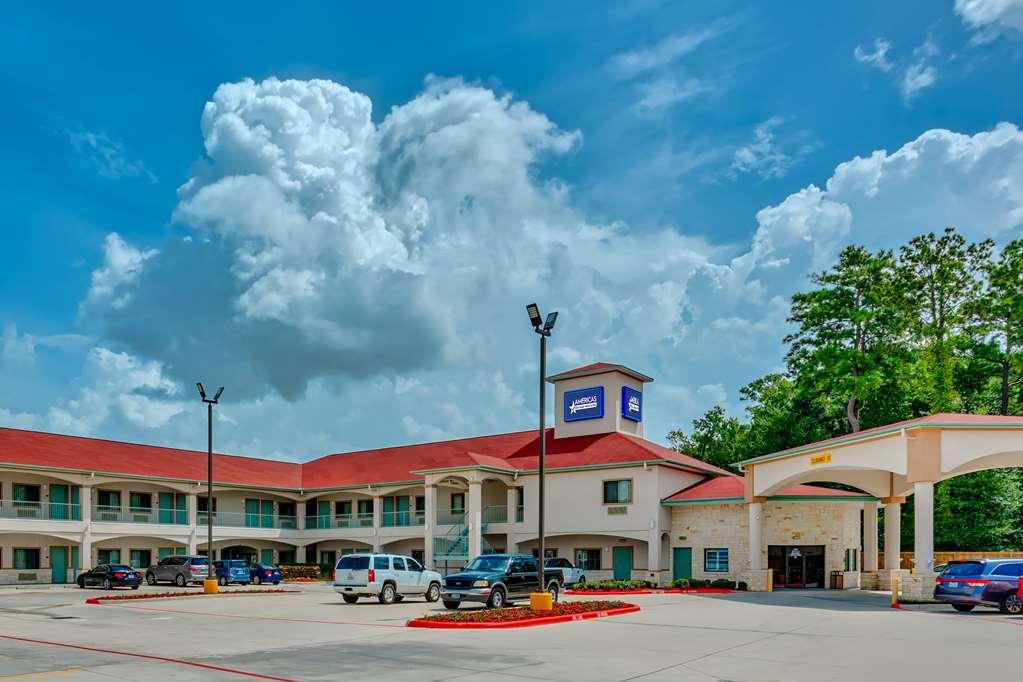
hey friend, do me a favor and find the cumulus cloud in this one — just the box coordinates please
[729,117,816,180]
[83,233,158,311]
[7,75,1023,459]
[956,0,1023,42]
[64,129,157,182]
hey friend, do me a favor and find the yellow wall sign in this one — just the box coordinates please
[810,453,832,466]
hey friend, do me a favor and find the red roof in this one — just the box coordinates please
[663,475,873,503]
[0,426,728,491]
[740,413,1023,466]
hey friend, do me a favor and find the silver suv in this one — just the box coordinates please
[146,555,210,586]
[333,553,443,604]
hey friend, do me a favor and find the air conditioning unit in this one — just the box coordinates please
[607,506,627,515]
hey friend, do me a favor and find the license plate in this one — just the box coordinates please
[948,582,959,588]
[448,593,461,599]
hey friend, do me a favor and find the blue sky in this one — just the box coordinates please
[1,1,1022,459]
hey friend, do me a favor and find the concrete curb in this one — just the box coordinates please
[407,604,641,629]
[565,588,736,595]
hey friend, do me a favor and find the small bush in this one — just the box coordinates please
[573,579,654,591]
[670,578,690,589]
[279,564,322,579]
[710,578,735,589]
[737,581,748,591]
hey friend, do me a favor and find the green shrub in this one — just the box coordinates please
[710,578,735,589]
[737,581,748,591]
[670,578,690,589]
[573,579,654,591]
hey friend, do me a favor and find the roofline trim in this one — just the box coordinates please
[736,420,1023,468]
[545,364,654,384]
[661,494,876,505]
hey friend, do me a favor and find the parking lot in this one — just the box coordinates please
[1,583,1021,681]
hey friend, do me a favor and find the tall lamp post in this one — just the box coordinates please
[196,382,224,590]
[526,303,557,587]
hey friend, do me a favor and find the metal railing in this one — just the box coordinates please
[93,505,163,523]
[381,510,426,527]
[482,505,507,523]
[305,513,375,529]
[0,500,81,521]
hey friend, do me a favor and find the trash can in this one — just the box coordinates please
[830,571,844,590]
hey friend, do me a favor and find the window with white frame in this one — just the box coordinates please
[704,548,729,573]
[575,549,600,571]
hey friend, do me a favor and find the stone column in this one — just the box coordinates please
[646,525,662,586]
[297,507,306,531]
[296,545,307,563]
[884,501,901,570]
[913,482,935,574]
[748,501,764,570]
[424,484,436,569]
[372,495,382,552]
[863,501,879,572]
[467,481,483,560]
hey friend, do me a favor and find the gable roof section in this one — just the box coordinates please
[0,426,728,491]
[0,427,302,488]
[737,413,1023,468]
[545,362,654,384]
[662,475,875,504]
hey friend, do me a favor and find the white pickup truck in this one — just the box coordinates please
[545,557,586,585]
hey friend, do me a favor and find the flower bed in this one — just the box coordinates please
[86,589,296,605]
[407,600,639,629]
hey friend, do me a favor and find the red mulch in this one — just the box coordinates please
[85,589,296,604]
[407,600,638,628]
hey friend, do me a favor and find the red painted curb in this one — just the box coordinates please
[86,589,299,605]
[407,604,640,629]
[890,603,902,609]
[566,588,736,595]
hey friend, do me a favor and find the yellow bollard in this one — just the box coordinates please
[766,568,773,593]
[890,573,900,608]
[529,591,553,611]
[204,578,219,594]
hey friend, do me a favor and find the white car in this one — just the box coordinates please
[545,557,586,585]
[333,553,442,604]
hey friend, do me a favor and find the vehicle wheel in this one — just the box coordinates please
[1000,593,1023,615]
[578,576,586,585]
[102,578,112,590]
[146,573,157,586]
[547,582,560,603]
[442,600,460,610]
[487,587,506,609]
[426,582,441,602]
[254,575,262,585]
[379,583,397,604]
[77,578,85,589]
[272,581,280,586]
[242,582,250,586]
[131,585,139,590]
[174,574,186,587]
[951,603,975,612]
[218,576,227,586]
[342,594,359,604]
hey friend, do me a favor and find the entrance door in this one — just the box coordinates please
[672,547,692,581]
[50,485,69,520]
[612,547,633,580]
[51,546,68,584]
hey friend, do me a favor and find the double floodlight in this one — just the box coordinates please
[196,383,224,403]
[526,302,558,336]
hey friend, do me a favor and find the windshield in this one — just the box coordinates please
[942,561,982,577]
[464,556,510,572]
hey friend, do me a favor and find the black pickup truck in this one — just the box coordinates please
[440,553,563,609]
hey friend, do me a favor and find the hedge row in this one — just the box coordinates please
[572,579,656,591]
[670,578,747,590]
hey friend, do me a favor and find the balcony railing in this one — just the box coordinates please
[381,510,426,527]
[437,511,466,525]
[306,513,374,529]
[0,500,81,521]
[93,505,166,523]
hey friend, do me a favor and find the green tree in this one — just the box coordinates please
[666,405,749,470]
[786,246,907,432]
[969,239,1023,415]
[897,227,993,412]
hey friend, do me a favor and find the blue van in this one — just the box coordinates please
[214,559,252,586]
[933,559,1023,613]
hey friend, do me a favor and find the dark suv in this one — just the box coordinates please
[440,553,562,609]
[934,559,1023,614]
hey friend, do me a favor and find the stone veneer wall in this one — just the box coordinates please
[670,501,862,587]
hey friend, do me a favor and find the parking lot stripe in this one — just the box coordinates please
[95,601,408,627]
[0,668,84,680]
[0,634,299,681]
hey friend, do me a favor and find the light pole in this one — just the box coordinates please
[196,382,223,588]
[526,303,557,582]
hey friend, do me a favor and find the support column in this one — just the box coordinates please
[863,501,879,572]
[467,481,482,560]
[424,484,437,569]
[647,526,662,586]
[913,482,935,574]
[506,486,518,523]
[884,500,901,570]
[80,485,92,570]
[748,501,764,570]
[372,495,382,552]
[296,545,306,563]
[297,508,306,531]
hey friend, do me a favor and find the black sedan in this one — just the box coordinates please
[77,564,142,590]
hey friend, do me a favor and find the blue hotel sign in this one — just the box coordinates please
[564,386,604,422]
[621,386,642,422]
